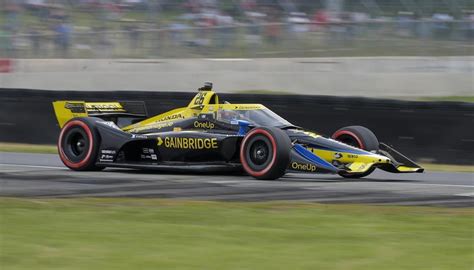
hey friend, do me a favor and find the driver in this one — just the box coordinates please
[218,109,249,124]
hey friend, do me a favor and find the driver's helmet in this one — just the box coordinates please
[218,109,241,123]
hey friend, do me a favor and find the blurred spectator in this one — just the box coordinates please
[432,13,454,38]
[241,0,257,12]
[0,27,13,57]
[351,11,369,37]
[49,4,67,20]
[169,20,189,46]
[29,26,41,55]
[5,1,21,32]
[287,12,310,33]
[264,8,282,45]
[312,9,328,31]
[216,12,235,48]
[466,11,474,39]
[397,11,415,37]
[24,0,46,12]
[54,21,72,57]
[122,0,147,11]
[244,12,265,54]
[0,0,471,58]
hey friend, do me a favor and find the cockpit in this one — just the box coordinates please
[214,107,293,128]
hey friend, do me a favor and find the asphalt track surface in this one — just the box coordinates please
[1,152,473,207]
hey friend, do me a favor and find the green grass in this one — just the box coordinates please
[0,198,472,270]
[0,143,57,154]
[420,163,474,173]
[416,96,474,103]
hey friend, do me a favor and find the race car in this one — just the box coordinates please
[52,82,423,180]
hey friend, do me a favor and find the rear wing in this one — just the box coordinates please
[53,101,148,128]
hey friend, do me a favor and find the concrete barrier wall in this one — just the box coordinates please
[1,89,472,165]
[0,57,473,97]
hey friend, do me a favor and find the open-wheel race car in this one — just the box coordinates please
[53,83,423,180]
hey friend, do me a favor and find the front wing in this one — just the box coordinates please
[288,143,423,175]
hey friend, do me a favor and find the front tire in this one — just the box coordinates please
[332,125,379,178]
[240,127,291,180]
[58,118,103,171]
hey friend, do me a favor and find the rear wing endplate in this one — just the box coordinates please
[53,101,148,128]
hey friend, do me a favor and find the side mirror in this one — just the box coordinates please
[198,113,215,120]
[237,120,251,135]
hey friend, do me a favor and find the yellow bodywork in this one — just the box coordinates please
[53,101,126,128]
[53,101,88,128]
[396,166,423,172]
[122,89,265,132]
[307,147,391,173]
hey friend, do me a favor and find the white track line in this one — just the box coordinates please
[0,163,65,170]
[456,192,474,197]
[303,183,474,189]
[0,163,473,189]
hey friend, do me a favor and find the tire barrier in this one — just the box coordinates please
[0,89,472,165]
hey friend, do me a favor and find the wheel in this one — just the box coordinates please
[58,118,104,171]
[240,127,291,180]
[332,125,379,178]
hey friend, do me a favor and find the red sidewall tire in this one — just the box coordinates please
[331,126,379,151]
[240,129,277,178]
[240,127,291,180]
[58,119,99,170]
[332,130,364,149]
[331,126,379,178]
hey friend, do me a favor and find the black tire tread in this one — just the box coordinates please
[59,117,104,171]
[332,125,379,178]
[241,127,291,180]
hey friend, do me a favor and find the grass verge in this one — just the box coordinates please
[420,163,474,173]
[0,198,473,270]
[0,143,57,154]
[416,96,474,103]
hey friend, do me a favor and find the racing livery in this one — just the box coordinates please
[53,83,423,180]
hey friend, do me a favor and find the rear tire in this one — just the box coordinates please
[332,125,378,178]
[58,118,104,171]
[240,127,291,180]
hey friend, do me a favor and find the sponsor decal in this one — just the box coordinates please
[85,102,125,112]
[141,154,158,160]
[347,154,359,159]
[99,149,116,162]
[157,137,218,149]
[141,148,158,160]
[131,121,173,132]
[159,114,184,121]
[131,134,148,139]
[233,105,262,110]
[64,102,86,113]
[99,121,121,130]
[334,152,343,159]
[194,92,206,105]
[291,162,317,172]
[194,121,215,129]
[142,148,155,154]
